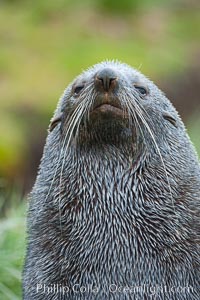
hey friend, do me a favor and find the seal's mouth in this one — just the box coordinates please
[90,99,128,119]
[93,103,123,116]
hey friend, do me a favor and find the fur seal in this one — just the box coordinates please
[23,61,200,299]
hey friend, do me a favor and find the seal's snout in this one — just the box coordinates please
[95,68,118,92]
[91,68,124,117]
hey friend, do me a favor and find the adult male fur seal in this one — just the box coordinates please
[23,61,200,299]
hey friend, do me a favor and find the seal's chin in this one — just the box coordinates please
[79,95,131,144]
[78,101,134,146]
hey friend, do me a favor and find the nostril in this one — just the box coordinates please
[95,68,118,92]
[97,76,117,92]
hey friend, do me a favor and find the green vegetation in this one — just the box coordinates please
[0,203,25,300]
[188,114,200,157]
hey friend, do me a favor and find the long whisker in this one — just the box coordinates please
[58,88,95,233]
[124,89,175,210]
[125,87,156,134]
[58,103,87,232]
[32,102,87,227]
[121,89,146,153]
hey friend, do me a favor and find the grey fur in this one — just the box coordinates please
[23,61,200,299]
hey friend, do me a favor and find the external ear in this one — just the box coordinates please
[49,114,62,132]
[163,113,177,128]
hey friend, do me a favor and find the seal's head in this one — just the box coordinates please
[49,61,180,150]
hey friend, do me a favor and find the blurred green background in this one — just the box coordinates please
[0,0,200,299]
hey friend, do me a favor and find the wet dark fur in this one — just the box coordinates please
[23,61,200,299]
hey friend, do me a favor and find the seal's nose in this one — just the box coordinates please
[95,68,118,92]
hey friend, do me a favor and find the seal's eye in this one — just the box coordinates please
[74,85,85,95]
[134,85,148,96]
